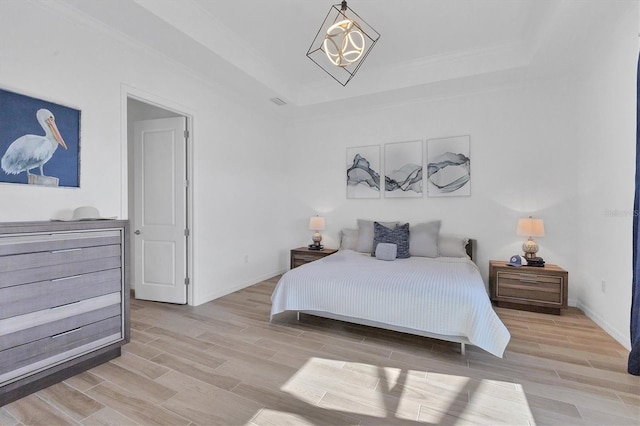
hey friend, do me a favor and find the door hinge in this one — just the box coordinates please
[184,129,189,139]
[184,228,190,237]
[184,277,190,286]
[184,179,189,188]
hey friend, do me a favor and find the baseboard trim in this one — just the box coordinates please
[195,268,286,306]
[577,300,631,351]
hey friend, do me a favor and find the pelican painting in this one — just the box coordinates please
[1,109,67,185]
[0,88,80,188]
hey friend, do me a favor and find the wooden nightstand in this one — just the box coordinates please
[489,260,568,315]
[290,247,338,269]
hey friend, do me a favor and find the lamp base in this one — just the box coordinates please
[522,238,539,259]
[308,244,324,250]
[312,231,323,246]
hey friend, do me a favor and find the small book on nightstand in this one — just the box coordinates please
[527,257,545,267]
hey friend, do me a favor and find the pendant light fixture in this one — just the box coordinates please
[306,1,380,86]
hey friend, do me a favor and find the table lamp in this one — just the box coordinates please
[516,216,545,259]
[309,216,325,250]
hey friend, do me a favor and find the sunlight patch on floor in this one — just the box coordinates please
[279,357,535,425]
[462,381,535,425]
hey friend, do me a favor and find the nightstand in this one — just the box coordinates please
[489,260,568,315]
[290,247,338,269]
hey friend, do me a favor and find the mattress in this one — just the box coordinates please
[270,249,510,357]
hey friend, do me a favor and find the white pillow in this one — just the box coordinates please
[438,234,470,258]
[356,219,399,253]
[340,228,359,250]
[375,243,397,261]
[409,221,441,257]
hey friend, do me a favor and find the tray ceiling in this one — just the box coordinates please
[53,0,604,107]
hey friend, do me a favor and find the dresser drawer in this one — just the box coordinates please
[0,269,122,319]
[0,315,122,377]
[292,254,320,268]
[0,292,122,337]
[1,256,122,289]
[496,284,561,304]
[495,270,562,285]
[293,254,320,263]
[0,230,121,257]
[0,244,121,273]
[0,304,121,351]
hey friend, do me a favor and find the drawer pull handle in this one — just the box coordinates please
[51,248,82,254]
[519,273,538,278]
[50,301,82,310]
[520,279,539,284]
[52,274,83,282]
[518,273,538,280]
[52,327,82,339]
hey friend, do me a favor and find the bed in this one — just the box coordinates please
[270,230,510,358]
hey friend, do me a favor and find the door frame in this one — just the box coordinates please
[121,84,195,305]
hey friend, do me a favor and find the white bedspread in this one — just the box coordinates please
[270,250,510,357]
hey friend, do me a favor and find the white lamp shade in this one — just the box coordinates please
[516,217,545,237]
[309,216,325,230]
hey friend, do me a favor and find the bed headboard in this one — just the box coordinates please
[466,239,476,262]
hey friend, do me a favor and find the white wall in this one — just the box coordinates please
[0,1,291,305]
[573,2,638,348]
[284,77,579,292]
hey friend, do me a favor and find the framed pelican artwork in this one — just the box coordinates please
[0,88,80,188]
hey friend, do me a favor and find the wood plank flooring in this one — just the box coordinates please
[2,275,639,425]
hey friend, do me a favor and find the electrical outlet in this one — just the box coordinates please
[244,254,249,264]
[601,280,606,293]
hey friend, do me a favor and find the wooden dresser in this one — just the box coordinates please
[0,220,130,406]
[489,260,568,315]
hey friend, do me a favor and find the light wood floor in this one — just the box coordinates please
[2,276,639,425]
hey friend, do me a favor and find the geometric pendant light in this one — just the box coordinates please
[306,1,381,86]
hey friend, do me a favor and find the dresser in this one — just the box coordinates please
[0,220,130,406]
[489,260,568,315]
[290,247,338,269]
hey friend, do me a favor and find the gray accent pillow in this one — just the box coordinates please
[375,243,397,261]
[439,234,470,258]
[409,221,441,257]
[372,222,410,258]
[340,228,359,250]
[356,219,399,253]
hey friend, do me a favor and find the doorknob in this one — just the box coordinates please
[134,230,141,235]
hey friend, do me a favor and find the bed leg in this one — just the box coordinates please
[460,342,466,356]
[296,311,300,321]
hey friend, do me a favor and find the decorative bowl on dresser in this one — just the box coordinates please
[0,220,130,406]
[489,260,568,315]
[290,247,338,269]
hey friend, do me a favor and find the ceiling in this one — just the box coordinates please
[53,0,603,107]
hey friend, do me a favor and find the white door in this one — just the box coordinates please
[133,117,188,304]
